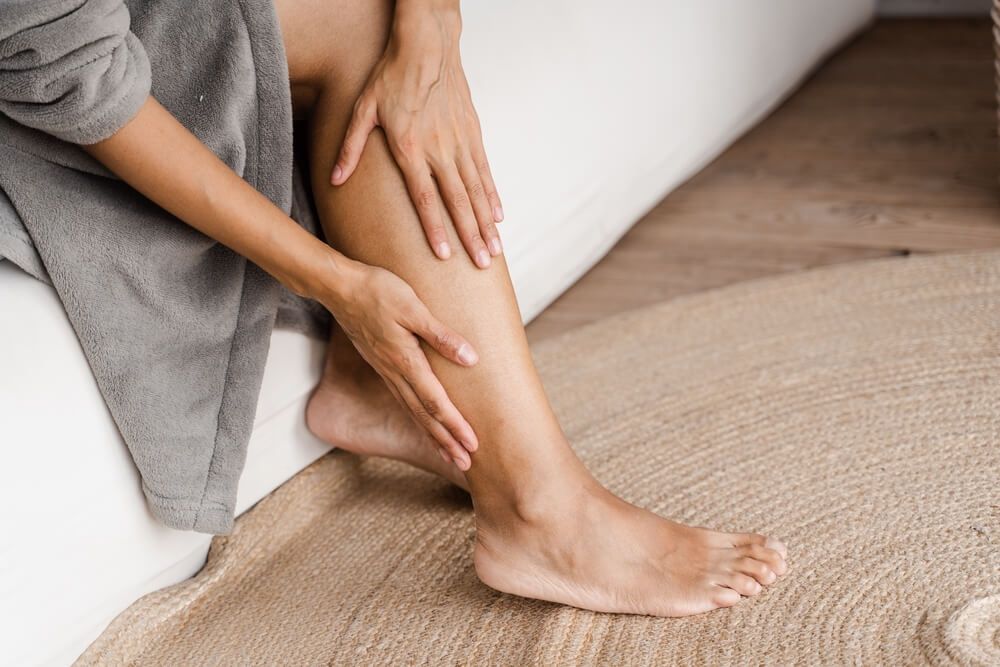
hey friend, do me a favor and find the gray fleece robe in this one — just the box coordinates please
[0,0,326,534]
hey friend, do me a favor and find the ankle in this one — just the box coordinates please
[472,465,603,535]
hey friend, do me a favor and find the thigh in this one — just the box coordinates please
[273,0,393,116]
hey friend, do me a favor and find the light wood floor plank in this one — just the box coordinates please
[527,19,999,342]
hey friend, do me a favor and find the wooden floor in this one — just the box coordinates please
[527,19,1000,342]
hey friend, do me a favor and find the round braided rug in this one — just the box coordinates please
[78,252,1000,666]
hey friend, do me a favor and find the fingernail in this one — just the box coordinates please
[488,237,502,256]
[436,241,451,259]
[453,452,470,470]
[493,205,504,222]
[331,165,343,184]
[462,438,478,452]
[457,343,478,365]
[476,248,491,268]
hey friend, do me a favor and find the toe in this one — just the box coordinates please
[734,532,769,548]
[734,556,777,586]
[712,585,742,608]
[733,533,788,567]
[765,537,788,559]
[724,573,763,597]
[741,543,788,577]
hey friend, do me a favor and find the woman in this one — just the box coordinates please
[0,0,787,616]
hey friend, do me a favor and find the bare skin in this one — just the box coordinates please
[307,334,787,615]
[280,0,789,616]
[306,325,469,490]
[75,0,790,619]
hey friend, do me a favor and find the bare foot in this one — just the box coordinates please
[305,330,468,490]
[474,481,788,617]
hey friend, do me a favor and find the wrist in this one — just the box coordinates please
[307,248,364,313]
[391,1,462,55]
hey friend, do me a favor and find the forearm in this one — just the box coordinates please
[391,0,462,51]
[83,96,352,303]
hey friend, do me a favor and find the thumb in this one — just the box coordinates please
[331,94,377,185]
[411,306,478,367]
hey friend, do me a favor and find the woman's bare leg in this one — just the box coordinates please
[306,324,469,490]
[277,0,788,616]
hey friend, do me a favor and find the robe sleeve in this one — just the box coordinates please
[0,0,151,144]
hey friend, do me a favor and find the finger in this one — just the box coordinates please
[458,152,502,257]
[395,375,472,468]
[403,301,478,367]
[469,133,503,223]
[400,164,451,260]
[383,376,466,465]
[438,166,491,269]
[331,93,377,185]
[399,351,478,452]
[382,374,407,410]
[456,79,503,224]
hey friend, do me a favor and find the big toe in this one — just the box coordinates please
[765,537,788,560]
[735,532,788,564]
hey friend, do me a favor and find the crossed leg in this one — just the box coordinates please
[276,0,788,616]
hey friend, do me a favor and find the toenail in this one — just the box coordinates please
[766,538,787,556]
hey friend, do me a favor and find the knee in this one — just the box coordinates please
[276,0,392,103]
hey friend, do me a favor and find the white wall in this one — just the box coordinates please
[878,0,992,15]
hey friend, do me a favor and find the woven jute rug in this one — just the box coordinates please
[78,252,1000,666]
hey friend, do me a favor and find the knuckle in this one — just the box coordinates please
[422,397,442,418]
[434,329,456,352]
[451,190,470,210]
[396,131,419,157]
[416,189,437,210]
[411,404,432,425]
[340,137,356,158]
[467,180,485,199]
[397,352,417,373]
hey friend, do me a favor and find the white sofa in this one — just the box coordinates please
[0,1,874,664]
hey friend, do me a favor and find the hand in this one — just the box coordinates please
[330,4,503,269]
[320,257,479,470]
